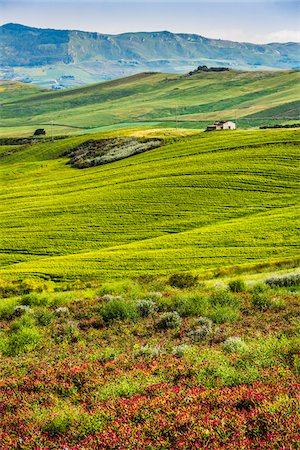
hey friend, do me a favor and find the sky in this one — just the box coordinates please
[1,0,299,43]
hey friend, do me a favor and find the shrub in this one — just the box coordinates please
[250,282,270,294]
[252,292,272,310]
[173,294,209,317]
[2,325,40,356]
[197,316,213,329]
[168,272,199,289]
[100,297,138,322]
[12,305,32,318]
[189,327,210,341]
[0,279,18,297]
[222,337,247,353]
[172,344,191,358]
[209,290,240,308]
[51,320,79,343]
[135,344,162,358]
[0,298,19,319]
[188,316,213,341]
[265,272,300,288]
[43,411,74,436]
[35,308,54,326]
[20,278,54,294]
[54,307,70,317]
[136,299,157,317]
[228,279,246,293]
[157,311,182,329]
[155,296,176,312]
[99,280,143,300]
[207,305,240,324]
[10,313,36,332]
[21,293,49,307]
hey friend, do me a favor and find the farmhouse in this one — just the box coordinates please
[206,120,236,131]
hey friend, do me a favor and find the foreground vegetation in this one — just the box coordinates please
[0,273,299,449]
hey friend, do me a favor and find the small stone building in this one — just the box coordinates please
[206,121,236,131]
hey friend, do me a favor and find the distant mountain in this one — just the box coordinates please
[1,23,300,88]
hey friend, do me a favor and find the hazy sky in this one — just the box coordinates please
[1,0,299,43]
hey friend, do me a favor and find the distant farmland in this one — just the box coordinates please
[0,69,299,137]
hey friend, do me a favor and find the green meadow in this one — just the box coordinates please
[1,126,299,281]
[1,69,299,136]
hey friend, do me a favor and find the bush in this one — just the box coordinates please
[173,294,209,317]
[43,412,74,436]
[189,327,210,341]
[157,311,182,329]
[21,293,49,307]
[136,299,157,317]
[20,278,54,294]
[10,313,36,332]
[0,298,19,319]
[250,282,270,294]
[222,337,247,353]
[252,293,272,310]
[189,316,213,342]
[169,272,199,289]
[209,290,240,308]
[35,308,54,326]
[51,320,79,343]
[12,305,32,318]
[2,324,40,356]
[228,279,246,293]
[0,279,19,297]
[155,296,176,312]
[172,344,191,358]
[99,297,138,322]
[265,272,300,288]
[135,344,162,358]
[99,280,144,300]
[197,316,213,329]
[207,305,240,324]
[54,307,70,318]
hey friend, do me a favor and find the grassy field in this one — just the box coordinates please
[1,69,300,450]
[1,70,299,136]
[1,127,299,281]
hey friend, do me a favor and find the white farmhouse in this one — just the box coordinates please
[206,120,236,131]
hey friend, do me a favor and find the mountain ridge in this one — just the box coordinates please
[1,23,300,88]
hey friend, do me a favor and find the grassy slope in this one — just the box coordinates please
[1,127,299,280]
[1,70,299,134]
[0,80,47,102]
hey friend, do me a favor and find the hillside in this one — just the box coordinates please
[1,23,300,88]
[0,127,299,281]
[1,69,300,137]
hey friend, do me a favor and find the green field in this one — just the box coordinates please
[1,126,299,281]
[1,70,299,137]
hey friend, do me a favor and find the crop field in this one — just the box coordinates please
[1,70,299,136]
[0,127,299,281]
[0,274,299,449]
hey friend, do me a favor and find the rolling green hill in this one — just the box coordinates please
[1,23,299,88]
[1,127,299,281]
[1,69,300,137]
